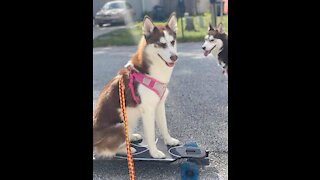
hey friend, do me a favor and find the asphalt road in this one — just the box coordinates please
[93,42,228,180]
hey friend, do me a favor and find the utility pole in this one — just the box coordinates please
[177,0,185,39]
[220,0,223,23]
[210,0,217,27]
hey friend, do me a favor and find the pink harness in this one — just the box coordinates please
[128,69,167,104]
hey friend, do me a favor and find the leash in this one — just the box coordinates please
[119,76,135,180]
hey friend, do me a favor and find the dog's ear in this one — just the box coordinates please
[166,12,177,33]
[143,16,156,37]
[208,24,214,31]
[217,23,224,33]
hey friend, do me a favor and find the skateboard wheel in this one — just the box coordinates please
[180,161,199,180]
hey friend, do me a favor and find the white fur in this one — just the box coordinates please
[121,53,181,159]
[166,32,174,42]
[202,38,223,58]
[160,37,166,44]
[137,85,180,158]
[116,107,141,155]
[156,31,178,66]
[211,39,223,57]
[155,90,180,146]
[138,86,165,158]
[118,107,141,135]
[120,14,181,159]
[130,133,142,142]
[117,84,181,159]
[122,44,177,159]
[143,29,178,83]
[117,143,137,155]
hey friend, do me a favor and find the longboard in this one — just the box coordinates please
[93,138,209,164]
[93,138,210,179]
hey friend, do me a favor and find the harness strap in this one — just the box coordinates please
[127,66,167,104]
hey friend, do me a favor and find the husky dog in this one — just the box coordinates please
[93,13,181,159]
[202,23,228,75]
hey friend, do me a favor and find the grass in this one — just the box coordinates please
[93,13,228,47]
[93,26,141,47]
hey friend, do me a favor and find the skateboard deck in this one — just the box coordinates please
[93,138,208,162]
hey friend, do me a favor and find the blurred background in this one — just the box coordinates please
[93,0,228,47]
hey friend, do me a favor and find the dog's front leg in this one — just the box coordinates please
[156,93,181,146]
[141,107,166,159]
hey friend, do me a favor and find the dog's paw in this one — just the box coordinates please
[130,133,143,142]
[164,137,181,146]
[149,149,166,159]
[130,147,137,154]
[117,147,136,155]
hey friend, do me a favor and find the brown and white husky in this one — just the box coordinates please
[93,13,181,159]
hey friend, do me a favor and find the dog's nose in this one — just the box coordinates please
[170,55,178,62]
[202,46,206,50]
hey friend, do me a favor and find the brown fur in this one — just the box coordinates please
[130,38,151,74]
[93,69,140,155]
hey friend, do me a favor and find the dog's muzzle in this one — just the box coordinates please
[203,45,216,56]
[158,54,178,67]
[170,55,178,62]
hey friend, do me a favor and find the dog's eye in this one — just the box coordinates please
[159,43,167,48]
[210,39,214,42]
[171,40,175,46]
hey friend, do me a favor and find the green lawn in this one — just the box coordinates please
[93,13,228,47]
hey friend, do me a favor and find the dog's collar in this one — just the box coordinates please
[126,64,167,104]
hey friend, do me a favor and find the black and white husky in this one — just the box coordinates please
[93,13,181,159]
[202,23,228,75]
